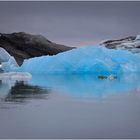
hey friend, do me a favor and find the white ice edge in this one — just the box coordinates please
[0,72,32,80]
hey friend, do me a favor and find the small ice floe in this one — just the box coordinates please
[0,72,32,81]
[135,35,140,41]
[108,74,117,80]
[98,74,117,80]
[0,47,19,72]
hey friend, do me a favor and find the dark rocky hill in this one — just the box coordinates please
[0,32,75,65]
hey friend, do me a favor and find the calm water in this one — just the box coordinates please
[0,73,140,138]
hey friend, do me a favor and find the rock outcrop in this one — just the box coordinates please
[101,35,140,53]
[0,32,74,65]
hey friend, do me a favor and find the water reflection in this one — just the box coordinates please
[0,80,50,103]
[5,81,50,103]
[0,73,140,103]
[29,73,140,98]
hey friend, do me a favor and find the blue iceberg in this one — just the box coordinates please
[18,46,140,75]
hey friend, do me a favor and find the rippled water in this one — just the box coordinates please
[0,73,140,138]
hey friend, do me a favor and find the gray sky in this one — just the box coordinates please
[0,1,140,47]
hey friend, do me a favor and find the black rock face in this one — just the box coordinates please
[0,32,75,65]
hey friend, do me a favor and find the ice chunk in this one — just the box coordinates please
[0,48,11,62]
[135,35,140,40]
[0,72,32,81]
[1,56,19,72]
[0,47,19,72]
[18,46,140,75]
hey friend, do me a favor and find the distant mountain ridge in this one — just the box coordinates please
[101,35,140,53]
[0,32,75,65]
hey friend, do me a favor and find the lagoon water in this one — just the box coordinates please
[0,73,140,138]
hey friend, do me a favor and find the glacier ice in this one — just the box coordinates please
[18,46,140,75]
[0,72,32,81]
[0,48,11,62]
[0,48,19,72]
[136,35,140,40]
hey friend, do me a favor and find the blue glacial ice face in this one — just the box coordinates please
[18,46,140,75]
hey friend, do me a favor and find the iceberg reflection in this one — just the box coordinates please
[29,73,140,98]
[0,73,140,103]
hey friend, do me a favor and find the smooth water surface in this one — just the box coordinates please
[0,73,140,138]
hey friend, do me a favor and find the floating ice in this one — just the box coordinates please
[18,46,140,75]
[0,72,32,81]
[0,47,19,72]
[135,35,140,40]
[0,48,11,62]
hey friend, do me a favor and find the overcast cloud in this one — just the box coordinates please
[0,1,140,47]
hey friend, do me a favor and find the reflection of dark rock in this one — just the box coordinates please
[0,69,3,73]
[98,75,108,79]
[0,32,75,65]
[5,81,50,103]
[97,75,117,80]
